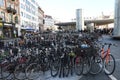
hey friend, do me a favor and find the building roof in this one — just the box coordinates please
[45,15,52,19]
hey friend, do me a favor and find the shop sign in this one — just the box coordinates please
[0,23,3,27]
[4,23,12,26]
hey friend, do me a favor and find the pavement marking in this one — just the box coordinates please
[105,70,118,80]
[97,58,119,80]
[109,75,117,80]
[44,75,83,80]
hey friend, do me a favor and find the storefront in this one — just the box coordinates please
[0,22,3,38]
[0,21,18,39]
[21,26,35,35]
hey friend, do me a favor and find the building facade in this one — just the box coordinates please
[38,6,44,32]
[20,0,38,34]
[44,15,55,30]
[0,0,20,38]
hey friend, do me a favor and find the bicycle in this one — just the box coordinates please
[89,42,103,75]
[0,48,15,79]
[58,47,69,78]
[100,43,116,75]
[25,47,49,80]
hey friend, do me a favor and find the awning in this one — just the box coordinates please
[25,29,34,31]
[23,26,35,31]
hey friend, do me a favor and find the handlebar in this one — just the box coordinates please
[98,43,117,48]
[104,43,117,47]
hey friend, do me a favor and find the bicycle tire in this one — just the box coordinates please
[25,63,42,80]
[67,57,74,77]
[82,56,91,75]
[89,55,103,75]
[0,67,2,79]
[1,63,13,79]
[104,54,116,75]
[50,59,59,77]
[74,56,83,76]
[63,61,69,77]
[14,63,26,80]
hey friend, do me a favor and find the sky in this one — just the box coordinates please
[37,0,115,22]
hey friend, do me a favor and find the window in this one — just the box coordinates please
[32,17,34,20]
[0,0,4,7]
[8,14,12,22]
[31,0,35,3]
[15,7,19,14]
[21,3,25,10]
[23,0,25,2]
[26,5,31,13]
[26,14,31,19]
[21,11,23,17]
[6,2,11,7]
[24,13,26,17]
[15,16,18,23]
[26,0,30,5]
[1,12,5,21]
[11,4,14,8]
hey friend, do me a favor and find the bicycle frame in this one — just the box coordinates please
[101,44,111,64]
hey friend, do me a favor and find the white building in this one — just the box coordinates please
[20,0,38,34]
[44,15,55,30]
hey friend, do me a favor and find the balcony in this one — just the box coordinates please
[6,7,17,15]
[6,7,13,13]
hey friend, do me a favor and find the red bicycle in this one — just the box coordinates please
[101,43,116,75]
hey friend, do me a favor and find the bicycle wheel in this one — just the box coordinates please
[1,63,13,79]
[25,63,42,80]
[89,55,103,75]
[63,61,69,77]
[74,56,83,76]
[50,59,59,77]
[67,58,74,77]
[14,63,26,80]
[104,54,115,75]
[0,66,2,79]
[82,57,91,75]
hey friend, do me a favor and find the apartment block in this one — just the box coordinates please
[0,0,20,38]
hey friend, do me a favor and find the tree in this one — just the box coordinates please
[58,26,62,30]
